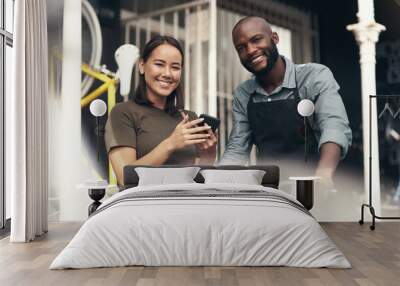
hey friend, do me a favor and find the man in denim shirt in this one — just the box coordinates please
[220,16,352,179]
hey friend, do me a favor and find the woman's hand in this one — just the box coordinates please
[196,124,218,164]
[165,113,212,152]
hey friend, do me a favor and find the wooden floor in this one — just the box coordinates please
[0,222,399,286]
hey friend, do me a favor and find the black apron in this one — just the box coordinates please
[247,73,317,165]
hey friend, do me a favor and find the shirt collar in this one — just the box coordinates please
[243,56,297,94]
[282,56,297,89]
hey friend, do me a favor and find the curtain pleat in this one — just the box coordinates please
[10,0,48,242]
[41,0,49,237]
[9,0,27,242]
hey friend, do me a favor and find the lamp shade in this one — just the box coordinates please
[89,99,107,117]
[297,99,315,117]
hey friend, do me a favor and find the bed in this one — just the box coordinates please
[50,165,350,269]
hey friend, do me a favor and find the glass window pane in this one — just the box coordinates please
[0,38,3,227]
[0,1,3,29]
[5,0,14,33]
[5,44,12,219]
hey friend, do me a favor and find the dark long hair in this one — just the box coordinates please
[134,35,185,115]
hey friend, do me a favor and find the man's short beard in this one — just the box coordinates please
[247,42,279,78]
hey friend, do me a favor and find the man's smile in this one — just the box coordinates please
[250,55,266,66]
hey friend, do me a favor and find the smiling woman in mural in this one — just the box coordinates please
[105,35,217,185]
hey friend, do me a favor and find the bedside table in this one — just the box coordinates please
[289,176,320,210]
[77,181,118,216]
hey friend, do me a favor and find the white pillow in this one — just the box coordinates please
[135,167,200,186]
[200,169,266,185]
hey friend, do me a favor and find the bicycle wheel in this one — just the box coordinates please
[82,0,103,97]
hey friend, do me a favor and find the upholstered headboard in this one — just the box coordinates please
[122,165,280,189]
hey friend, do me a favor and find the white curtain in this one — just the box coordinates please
[7,0,49,242]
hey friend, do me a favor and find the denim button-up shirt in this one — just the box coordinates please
[219,56,352,165]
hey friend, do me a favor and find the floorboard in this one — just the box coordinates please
[0,222,399,286]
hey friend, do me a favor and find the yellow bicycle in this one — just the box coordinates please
[80,63,117,185]
[80,44,139,186]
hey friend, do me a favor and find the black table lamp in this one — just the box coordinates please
[297,99,315,162]
[87,99,107,215]
[89,99,107,161]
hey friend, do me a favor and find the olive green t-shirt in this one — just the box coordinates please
[105,101,198,165]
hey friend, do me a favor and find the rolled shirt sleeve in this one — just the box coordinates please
[310,66,352,158]
[219,87,253,165]
[104,103,137,153]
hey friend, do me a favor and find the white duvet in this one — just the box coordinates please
[50,183,350,269]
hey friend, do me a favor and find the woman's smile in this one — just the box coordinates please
[157,79,174,88]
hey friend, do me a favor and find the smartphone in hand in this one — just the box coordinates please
[199,114,220,132]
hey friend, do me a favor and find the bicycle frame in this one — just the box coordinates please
[81,63,117,185]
